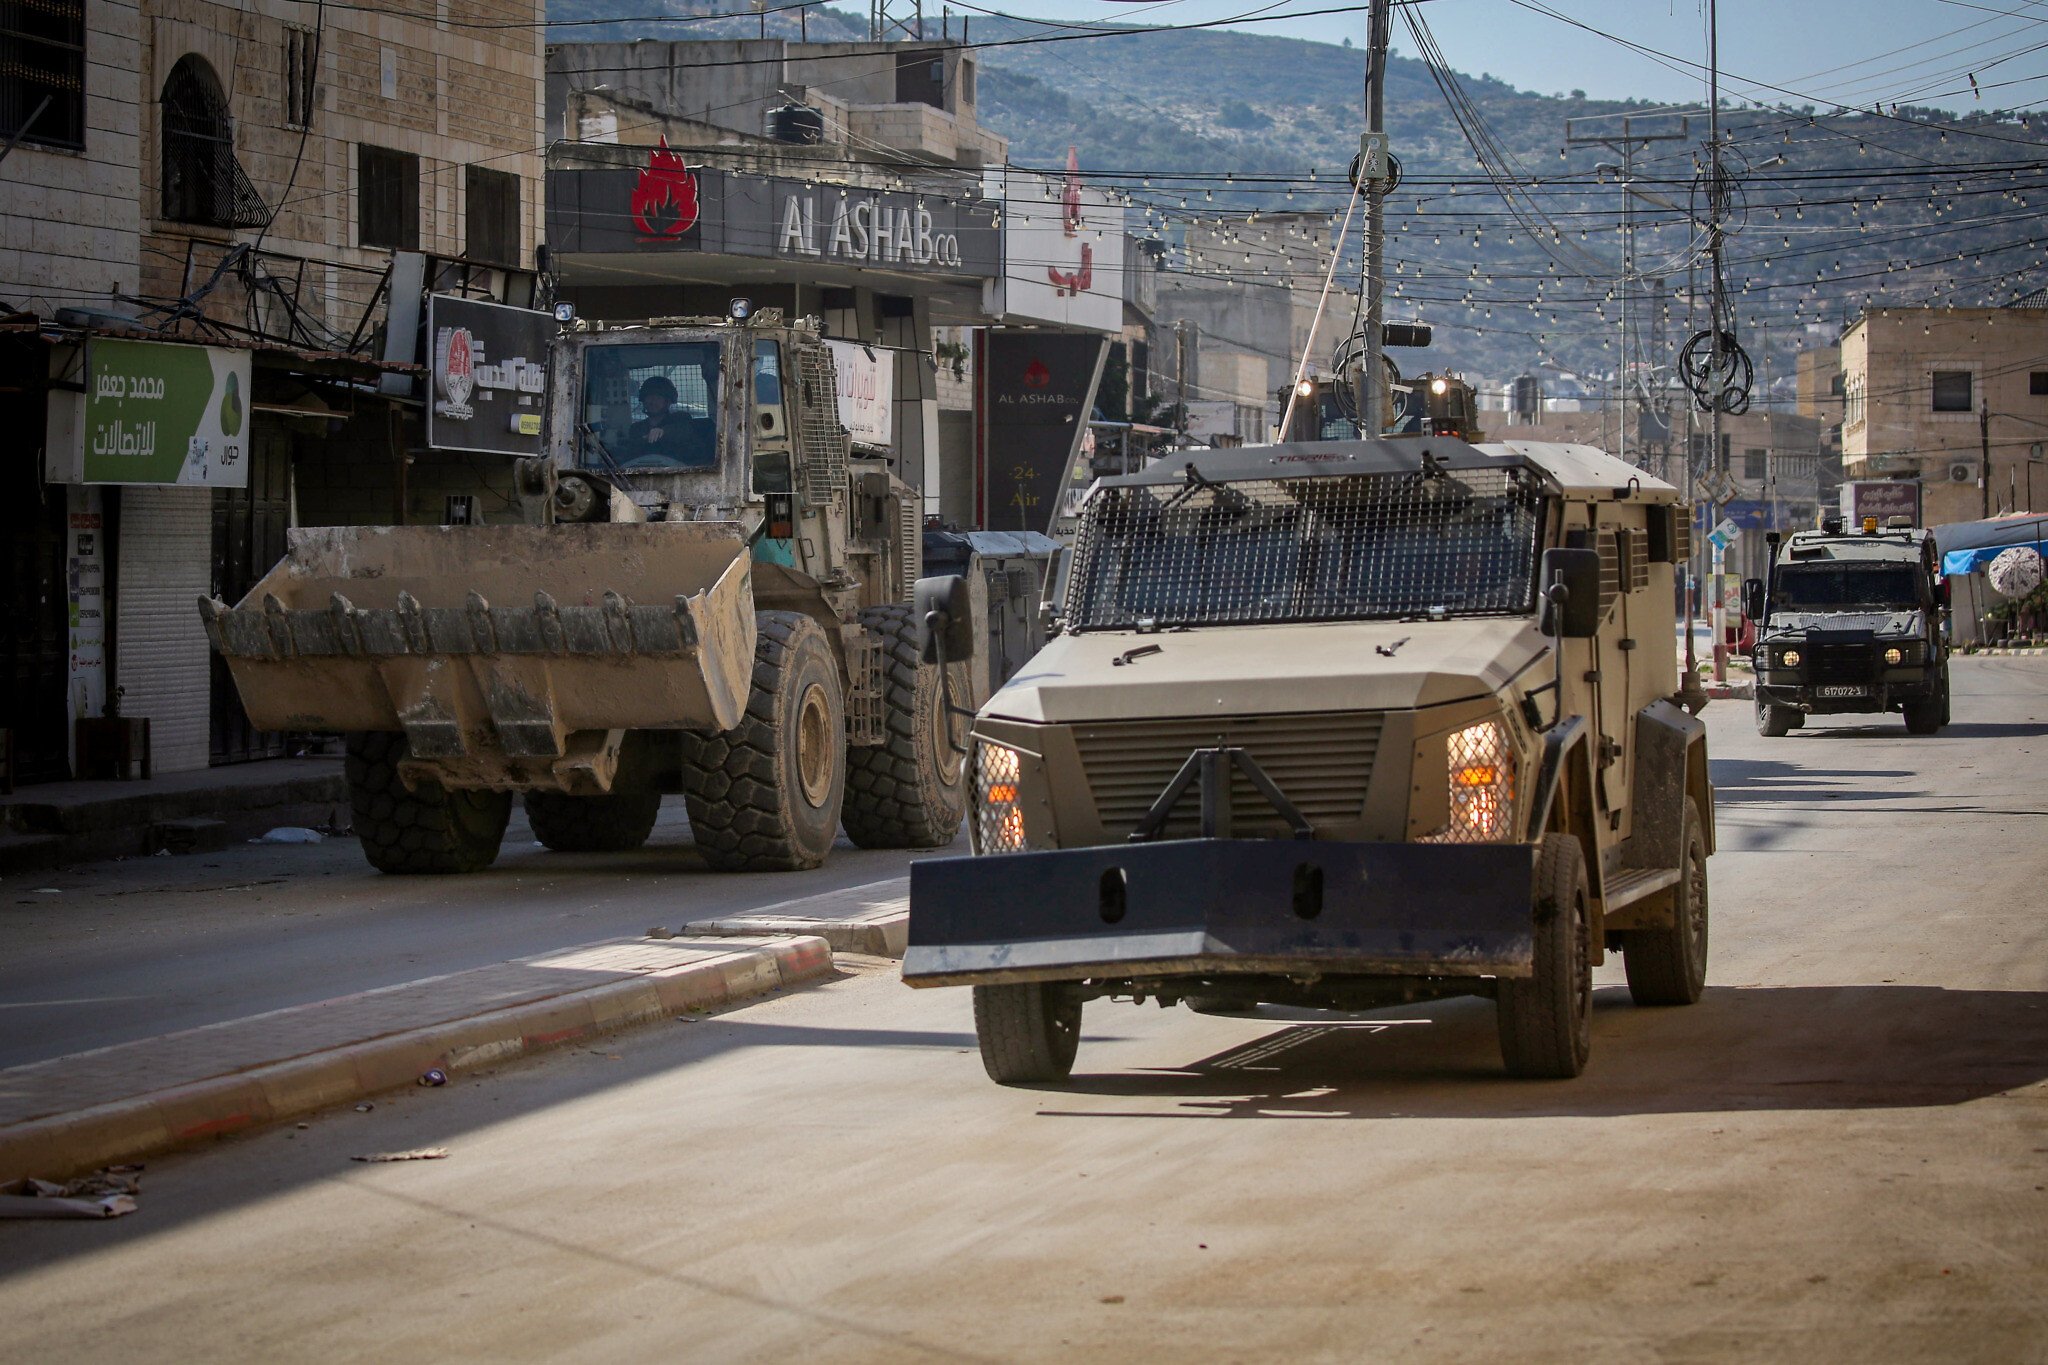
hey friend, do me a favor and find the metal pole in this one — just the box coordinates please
[1708,0,1729,685]
[1360,0,1390,438]
[1981,402,1992,520]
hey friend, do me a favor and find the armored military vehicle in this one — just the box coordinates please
[1744,517,1949,736]
[905,437,1714,1082]
[204,310,970,874]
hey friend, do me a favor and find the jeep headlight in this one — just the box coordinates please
[1779,648,1802,668]
[1421,720,1516,844]
[973,741,1029,854]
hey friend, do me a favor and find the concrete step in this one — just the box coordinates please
[150,817,229,855]
[0,832,63,875]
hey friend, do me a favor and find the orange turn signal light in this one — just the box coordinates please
[1453,764,1499,788]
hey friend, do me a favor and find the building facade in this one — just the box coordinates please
[2,0,545,785]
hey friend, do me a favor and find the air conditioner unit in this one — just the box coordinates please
[1948,461,1977,484]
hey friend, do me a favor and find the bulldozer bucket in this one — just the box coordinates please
[202,523,757,783]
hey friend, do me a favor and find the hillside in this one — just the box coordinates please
[545,3,2048,385]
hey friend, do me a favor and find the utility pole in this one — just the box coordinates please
[1706,0,1731,687]
[1174,319,1190,449]
[1360,0,1391,438]
[1981,402,1992,520]
[1565,115,1690,469]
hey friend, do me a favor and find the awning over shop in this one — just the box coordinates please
[1933,513,2048,575]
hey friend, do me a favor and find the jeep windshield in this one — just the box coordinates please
[1065,467,1544,630]
[1774,563,1922,613]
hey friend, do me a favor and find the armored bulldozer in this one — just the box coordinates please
[905,438,1714,1082]
[204,311,975,874]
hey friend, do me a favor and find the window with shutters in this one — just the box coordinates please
[1,0,86,150]
[1931,369,1972,413]
[161,55,267,228]
[464,165,519,266]
[284,24,318,129]
[1743,448,1766,481]
[358,143,419,250]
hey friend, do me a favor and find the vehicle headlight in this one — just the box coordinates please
[1421,720,1516,844]
[1884,646,1903,666]
[1780,649,1802,668]
[973,741,1029,854]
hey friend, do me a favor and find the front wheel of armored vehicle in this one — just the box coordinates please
[524,790,663,853]
[1903,677,1948,735]
[679,611,846,872]
[841,603,969,849]
[1755,699,1796,737]
[973,982,1083,1084]
[1620,798,1709,1006]
[344,731,512,875]
[1496,833,1593,1079]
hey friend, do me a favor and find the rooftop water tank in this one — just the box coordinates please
[765,102,825,145]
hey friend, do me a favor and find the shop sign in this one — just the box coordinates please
[980,331,1108,535]
[985,156,1125,333]
[67,487,106,726]
[775,189,970,269]
[1841,479,1922,527]
[825,340,894,447]
[56,338,252,486]
[425,296,551,457]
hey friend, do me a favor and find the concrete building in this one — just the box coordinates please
[2,0,545,785]
[1841,306,2048,530]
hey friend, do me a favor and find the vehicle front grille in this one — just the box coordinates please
[1808,643,1876,684]
[1073,711,1382,838]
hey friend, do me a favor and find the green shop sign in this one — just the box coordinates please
[81,338,252,487]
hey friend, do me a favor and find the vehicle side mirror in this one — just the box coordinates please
[914,574,976,664]
[1538,547,1603,639]
[1939,577,1952,609]
[1741,577,1765,622]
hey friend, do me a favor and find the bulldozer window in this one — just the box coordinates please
[581,341,721,471]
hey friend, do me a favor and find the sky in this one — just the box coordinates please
[979,0,2048,114]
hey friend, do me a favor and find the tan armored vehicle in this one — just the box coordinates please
[905,437,1714,1081]
[205,311,968,874]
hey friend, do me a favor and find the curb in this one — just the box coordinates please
[0,934,832,1184]
[682,911,909,958]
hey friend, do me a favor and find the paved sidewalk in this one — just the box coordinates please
[0,931,830,1183]
[680,875,911,957]
[0,756,347,872]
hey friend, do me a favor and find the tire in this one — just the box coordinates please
[1620,797,1709,1007]
[1496,833,1593,1079]
[973,982,1083,1084]
[525,790,662,853]
[1755,700,1794,737]
[679,611,846,871]
[841,603,970,849]
[1903,698,1944,735]
[344,731,511,875]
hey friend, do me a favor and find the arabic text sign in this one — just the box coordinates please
[82,338,251,487]
[825,340,894,448]
[424,296,552,457]
[985,169,1125,333]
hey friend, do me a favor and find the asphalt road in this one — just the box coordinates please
[3,657,2045,1360]
[0,803,960,1068]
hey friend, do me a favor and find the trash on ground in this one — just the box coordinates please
[354,1103,374,1112]
[351,1148,449,1163]
[255,827,325,844]
[0,1167,141,1219]
[418,1068,448,1087]
[646,926,675,940]
[33,888,60,895]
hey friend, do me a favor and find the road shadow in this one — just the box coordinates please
[1037,984,2048,1121]
[1709,755,1919,806]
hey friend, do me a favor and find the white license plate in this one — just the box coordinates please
[1816,685,1867,698]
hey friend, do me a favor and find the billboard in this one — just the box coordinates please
[979,331,1109,534]
[50,337,252,487]
[425,296,551,457]
[985,158,1126,333]
[825,340,895,448]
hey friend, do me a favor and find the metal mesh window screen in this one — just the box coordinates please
[795,344,849,505]
[1066,468,1545,630]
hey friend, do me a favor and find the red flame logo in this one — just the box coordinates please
[1023,359,1052,389]
[1047,146,1094,295]
[632,137,700,241]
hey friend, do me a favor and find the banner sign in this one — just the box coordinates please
[985,159,1126,333]
[70,338,251,486]
[979,331,1108,535]
[425,296,551,456]
[825,339,895,448]
[546,147,999,279]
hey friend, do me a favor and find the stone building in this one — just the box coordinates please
[1,0,544,784]
[1840,305,2048,530]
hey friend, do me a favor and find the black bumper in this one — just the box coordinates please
[1754,670,1941,713]
[903,839,1537,987]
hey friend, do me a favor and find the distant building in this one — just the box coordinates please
[1840,306,2048,528]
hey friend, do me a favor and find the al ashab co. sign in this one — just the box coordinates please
[772,183,996,276]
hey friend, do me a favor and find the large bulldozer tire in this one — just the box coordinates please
[344,731,511,875]
[842,603,970,849]
[679,611,846,871]
[525,790,662,854]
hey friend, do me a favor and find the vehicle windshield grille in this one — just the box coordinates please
[1064,467,1545,630]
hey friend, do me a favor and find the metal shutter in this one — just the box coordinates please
[116,487,214,773]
